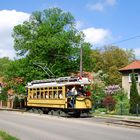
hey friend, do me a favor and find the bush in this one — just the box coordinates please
[102,95,116,112]
[105,85,121,95]
[92,71,106,109]
[94,108,107,115]
[113,89,130,115]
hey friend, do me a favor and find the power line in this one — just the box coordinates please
[109,35,140,45]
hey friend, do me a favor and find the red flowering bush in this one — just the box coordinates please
[102,95,116,111]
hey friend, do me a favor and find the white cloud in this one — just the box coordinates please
[0,10,30,59]
[88,3,104,12]
[82,27,111,45]
[106,0,116,6]
[134,48,140,59]
[87,0,117,12]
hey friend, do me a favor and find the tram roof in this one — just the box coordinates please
[27,77,90,88]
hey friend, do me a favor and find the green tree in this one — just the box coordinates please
[0,57,11,77]
[129,72,139,114]
[0,87,7,102]
[12,8,85,78]
[92,71,107,108]
[92,46,135,85]
[4,59,27,95]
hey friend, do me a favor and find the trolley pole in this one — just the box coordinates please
[80,46,83,77]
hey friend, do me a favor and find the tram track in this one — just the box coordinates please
[107,119,140,128]
[93,117,140,129]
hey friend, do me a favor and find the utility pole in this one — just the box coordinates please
[80,46,83,77]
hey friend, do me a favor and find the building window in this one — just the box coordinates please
[129,73,139,82]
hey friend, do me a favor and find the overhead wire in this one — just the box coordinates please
[108,35,140,45]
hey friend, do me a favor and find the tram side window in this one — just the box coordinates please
[58,87,62,90]
[37,91,40,98]
[41,92,43,98]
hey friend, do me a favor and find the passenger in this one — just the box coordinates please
[54,92,58,98]
[67,88,73,96]
[77,86,84,96]
[59,92,63,99]
[67,86,77,108]
[45,93,49,98]
[71,86,77,95]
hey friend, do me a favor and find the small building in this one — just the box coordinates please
[119,60,140,97]
[0,77,15,108]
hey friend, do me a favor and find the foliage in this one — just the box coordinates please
[129,72,140,114]
[0,57,11,77]
[92,71,106,108]
[94,108,107,115]
[81,43,96,72]
[0,88,7,101]
[92,46,135,85]
[12,8,85,78]
[4,59,27,95]
[102,95,116,111]
[113,89,130,115]
[0,131,19,140]
[105,85,121,95]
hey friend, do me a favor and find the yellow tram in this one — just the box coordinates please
[26,76,92,117]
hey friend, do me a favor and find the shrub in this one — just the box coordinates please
[102,95,116,111]
[129,72,139,114]
[113,89,130,115]
[105,85,121,95]
[92,71,106,109]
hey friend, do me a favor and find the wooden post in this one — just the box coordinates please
[0,100,2,108]
[80,46,83,77]
[7,99,10,108]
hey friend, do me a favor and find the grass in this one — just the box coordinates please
[0,131,19,140]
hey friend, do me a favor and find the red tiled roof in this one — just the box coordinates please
[119,60,140,71]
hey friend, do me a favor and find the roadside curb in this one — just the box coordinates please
[0,108,26,112]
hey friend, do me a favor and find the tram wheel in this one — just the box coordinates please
[38,109,43,114]
[28,109,34,113]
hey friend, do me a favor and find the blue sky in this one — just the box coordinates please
[0,0,140,59]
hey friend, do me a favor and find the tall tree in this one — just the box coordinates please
[92,46,135,85]
[12,8,84,79]
[129,72,139,114]
[0,57,11,77]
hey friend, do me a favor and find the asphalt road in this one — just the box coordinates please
[0,111,140,140]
